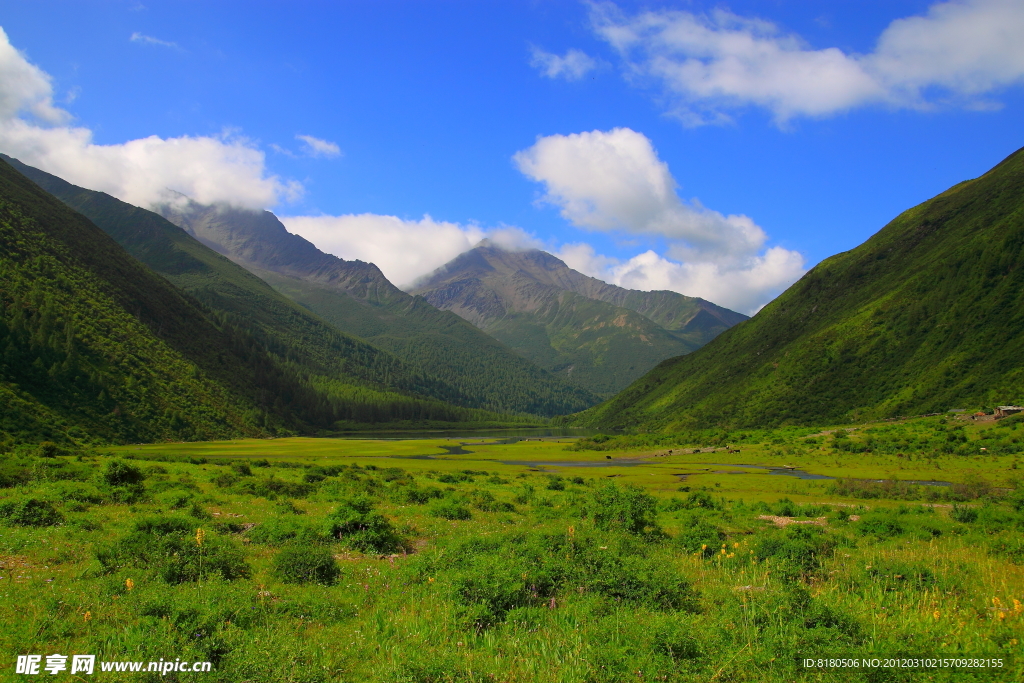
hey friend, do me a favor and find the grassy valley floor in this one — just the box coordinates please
[2,414,1022,681]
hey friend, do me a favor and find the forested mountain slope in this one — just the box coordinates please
[412,243,746,396]
[575,146,1024,431]
[0,157,284,445]
[0,158,526,446]
[2,154,479,410]
[151,198,597,416]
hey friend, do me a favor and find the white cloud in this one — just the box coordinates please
[0,27,299,209]
[558,243,804,315]
[280,214,542,288]
[0,27,69,124]
[590,0,1024,125]
[514,128,766,262]
[130,32,180,50]
[530,46,598,80]
[516,127,805,313]
[296,134,341,158]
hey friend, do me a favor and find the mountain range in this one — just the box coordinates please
[575,145,1024,431]
[411,243,746,396]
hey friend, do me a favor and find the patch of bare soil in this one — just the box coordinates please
[757,515,828,528]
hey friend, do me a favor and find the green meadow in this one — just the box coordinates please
[2,415,1022,681]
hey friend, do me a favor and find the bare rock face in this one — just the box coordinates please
[411,241,747,397]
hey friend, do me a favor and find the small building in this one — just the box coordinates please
[994,406,1024,418]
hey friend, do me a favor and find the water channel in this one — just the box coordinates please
[383,436,956,487]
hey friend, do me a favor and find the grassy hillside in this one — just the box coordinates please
[412,244,746,396]
[576,145,1024,431]
[152,198,597,416]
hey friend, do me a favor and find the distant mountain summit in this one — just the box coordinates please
[151,198,597,416]
[411,242,747,396]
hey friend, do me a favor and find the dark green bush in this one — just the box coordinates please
[429,498,472,520]
[323,496,403,553]
[400,486,444,505]
[248,517,321,546]
[587,482,659,534]
[95,516,250,583]
[856,514,905,539]
[950,504,978,524]
[47,482,104,504]
[546,476,565,491]
[211,472,238,488]
[683,491,719,510]
[273,545,340,585]
[754,525,835,576]
[230,463,252,477]
[674,514,725,557]
[102,460,145,486]
[430,531,694,629]
[0,498,64,526]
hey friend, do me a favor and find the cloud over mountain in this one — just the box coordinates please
[0,27,298,209]
[515,127,804,313]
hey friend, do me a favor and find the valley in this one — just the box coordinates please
[1,415,1020,681]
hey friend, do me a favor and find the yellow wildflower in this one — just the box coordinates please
[83,611,92,622]
[196,528,205,547]
[933,610,940,620]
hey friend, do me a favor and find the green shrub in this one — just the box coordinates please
[856,514,905,539]
[272,545,340,585]
[249,517,321,546]
[432,531,694,629]
[546,476,565,491]
[587,482,659,534]
[95,516,250,583]
[211,472,238,488]
[230,463,252,477]
[108,483,147,504]
[400,486,444,505]
[102,460,145,486]
[683,491,719,510]
[950,504,978,524]
[46,482,104,504]
[0,498,64,526]
[674,515,725,557]
[754,525,834,576]
[323,496,403,553]
[428,498,472,520]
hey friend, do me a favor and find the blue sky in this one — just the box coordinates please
[1,0,1022,313]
